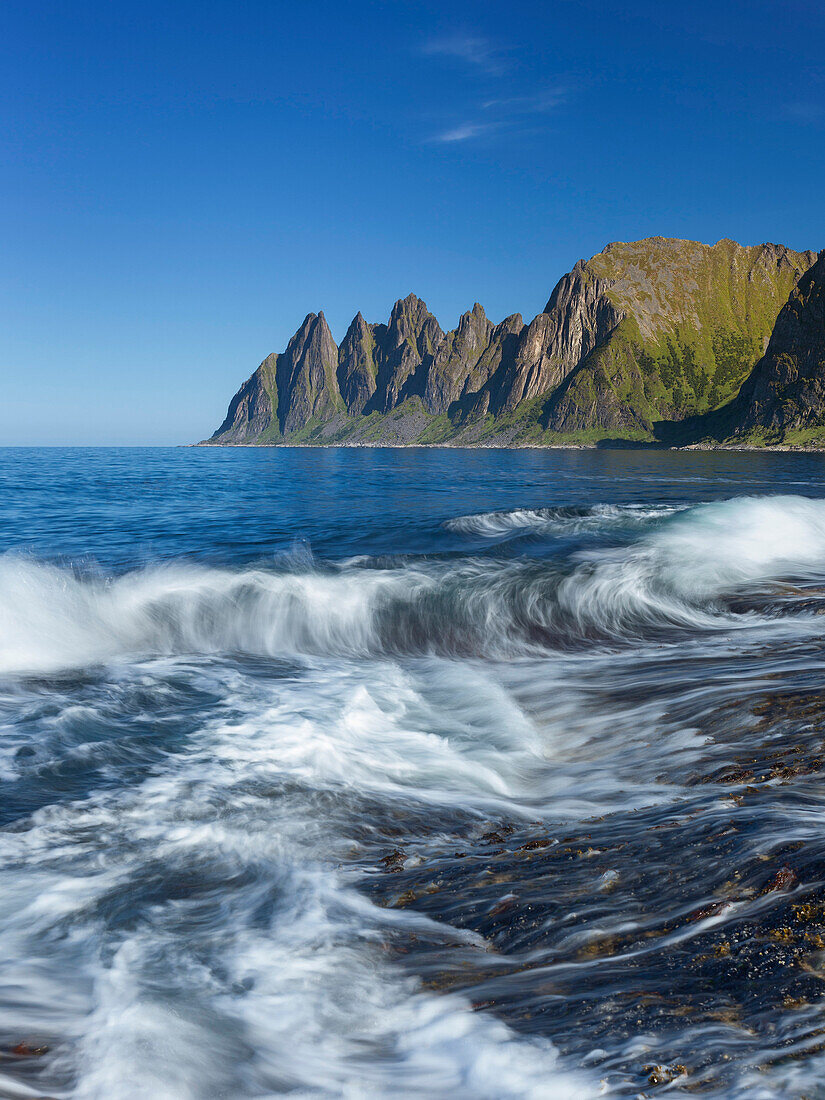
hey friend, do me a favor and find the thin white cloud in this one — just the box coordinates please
[421,33,571,147]
[430,86,570,146]
[433,122,493,143]
[422,34,505,75]
[482,86,569,114]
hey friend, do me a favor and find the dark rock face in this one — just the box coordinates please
[209,354,278,442]
[275,312,340,433]
[458,313,525,422]
[204,237,819,447]
[734,254,825,436]
[371,294,444,413]
[490,263,625,416]
[424,304,493,415]
[337,312,379,416]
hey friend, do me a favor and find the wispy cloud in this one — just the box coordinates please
[429,86,571,146]
[421,34,505,76]
[432,122,495,144]
[420,32,572,147]
[482,86,569,115]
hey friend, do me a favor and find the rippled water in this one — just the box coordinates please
[4,446,825,1098]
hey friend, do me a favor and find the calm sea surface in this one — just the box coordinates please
[3,446,825,1097]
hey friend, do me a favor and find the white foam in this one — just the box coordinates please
[643,494,825,598]
[0,556,431,672]
[5,495,825,1094]
[0,663,596,1099]
[445,502,684,537]
[3,496,825,676]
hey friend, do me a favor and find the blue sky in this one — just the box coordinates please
[2,0,823,444]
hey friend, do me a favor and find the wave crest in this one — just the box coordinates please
[444,503,685,537]
[3,496,825,673]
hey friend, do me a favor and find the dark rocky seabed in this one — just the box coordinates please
[4,447,825,1098]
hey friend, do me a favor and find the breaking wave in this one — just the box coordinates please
[6,452,825,1099]
[445,502,686,537]
[3,496,825,674]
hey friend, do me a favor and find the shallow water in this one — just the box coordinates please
[3,446,825,1097]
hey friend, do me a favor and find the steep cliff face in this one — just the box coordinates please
[337,312,380,415]
[204,236,819,447]
[209,354,278,442]
[731,253,825,439]
[372,294,443,412]
[458,313,525,421]
[544,238,817,434]
[486,262,625,415]
[275,312,341,433]
[424,303,493,414]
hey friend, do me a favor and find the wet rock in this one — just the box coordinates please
[761,866,799,895]
[361,785,825,1085]
[686,900,726,923]
[10,1042,49,1056]
[488,893,518,918]
[596,869,620,892]
[643,1062,686,1086]
[379,848,407,872]
[517,837,554,851]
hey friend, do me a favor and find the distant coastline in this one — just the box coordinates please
[201,237,825,454]
[195,440,825,453]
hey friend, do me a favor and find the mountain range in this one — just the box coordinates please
[203,237,825,448]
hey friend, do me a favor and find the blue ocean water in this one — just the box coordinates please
[3,445,825,568]
[3,446,825,1098]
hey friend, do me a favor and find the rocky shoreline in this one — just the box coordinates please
[194,440,825,453]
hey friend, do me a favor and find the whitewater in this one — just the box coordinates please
[3,446,825,1098]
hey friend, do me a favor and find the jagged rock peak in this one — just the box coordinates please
[208,353,279,443]
[340,311,373,347]
[497,312,524,331]
[387,293,442,335]
[373,294,444,413]
[424,303,494,415]
[338,311,379,416]
[464,301,487,320]
[277,310,341,434]
[486,261,624,415]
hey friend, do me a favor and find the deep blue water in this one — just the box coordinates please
[4,445,825,566]
[3,446,825,1099]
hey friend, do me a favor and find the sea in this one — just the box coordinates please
[3,445,825,1098]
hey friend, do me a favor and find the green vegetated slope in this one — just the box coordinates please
[203,237,819,448]
[678,251,825,448]
[542,238,816,438]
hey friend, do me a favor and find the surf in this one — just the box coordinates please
[4,496,825,676]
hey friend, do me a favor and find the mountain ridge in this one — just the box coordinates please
[203,237,821,448]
